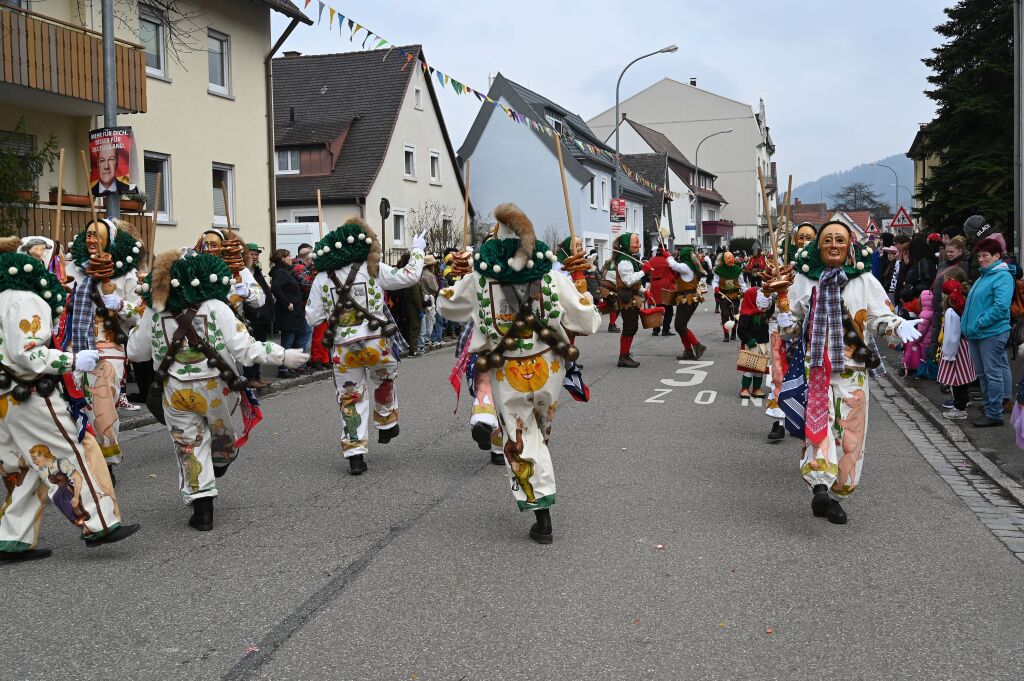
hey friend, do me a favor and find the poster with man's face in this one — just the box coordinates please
[88,127,139,197]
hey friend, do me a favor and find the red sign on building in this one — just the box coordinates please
[610,198,626,223]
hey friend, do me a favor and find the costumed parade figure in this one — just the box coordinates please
[712,251,748,342]
[736,287,774,398]
[127,252,307,531]
[0,236,140,562]
[602,232,646,367]
[778,221,922,524]
[437,204,601,544]
[196,228,266,311]
[64,219,146,481]
[648,244,708,360]
[304,218,427,476]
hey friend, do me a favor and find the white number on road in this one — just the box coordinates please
[694,390,716,405]
[660,360,714,388]
[644,388,673,404]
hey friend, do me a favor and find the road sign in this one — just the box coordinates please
[890,206,913,229]
[866,218,880,235]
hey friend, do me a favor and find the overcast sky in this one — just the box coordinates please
[272,0,949,183]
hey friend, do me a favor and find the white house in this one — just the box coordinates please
[588,78,775,243]
[458,73,652,262]
[272,46,468,255]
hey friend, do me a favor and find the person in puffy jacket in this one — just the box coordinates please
[903,289,934,374]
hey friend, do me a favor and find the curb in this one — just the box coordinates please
[118,339,458,432]
[879,371,1024,507]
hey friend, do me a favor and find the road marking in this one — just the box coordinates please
[694,390,716,405]
[660,360,714,387]
[741,397,763,407]
[644,388,673,404]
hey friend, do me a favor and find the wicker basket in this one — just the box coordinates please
[736,347,770,374]
[639,305,665,329]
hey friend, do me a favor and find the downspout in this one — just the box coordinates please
[265,17,302,252]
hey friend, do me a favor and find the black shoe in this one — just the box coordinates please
[529,508,553,544]
[490,451,505,466]
[723,334,730,342]
[608,324,621,333]
[617,354,640,368]
[971,416,1004,428]
[676,349,695,360]
[827,499,848,525]
[188,497,214,532]
[85,522,142,546]
[652,328,661,336]
[0,547,52,563]
[661,330,675,337]
[811,484,830,518]
[471,422,493,451]
[107,464,116,488]
[730,330,737,340]
[378,424,400,444]
[692,343,707,360]
[767,422,786,441]
[213,465,228,478]
[348,454,368,475]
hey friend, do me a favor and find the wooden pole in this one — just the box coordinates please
[553,133,578,254]
[79,150,98,224]
[757,166,775,255]
[783,175,794,261]
[220,181,232,230]
[53,148,64,244]
[316,189,324,240]
[462,158,471,249]
[148,171,161,268]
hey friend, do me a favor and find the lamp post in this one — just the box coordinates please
[614,44,677,200]
[872,162,900,213]
[101,0,119,218]
[693,129,732,246]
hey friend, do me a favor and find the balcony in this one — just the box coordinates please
[0,5,147,116]
[10,202,153,258]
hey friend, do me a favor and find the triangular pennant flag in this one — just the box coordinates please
[347,18,353,30]
[304,0,312,7]
[451,80,463,94]
[436,70,445,88]
[328,7,335,28]
[375,38,388,49]
[317,1,325,24]
[401,53,414,70]
[473,90,485,102]
[362,31,373,49]
[351,22,362,41]
[444,74,450,86]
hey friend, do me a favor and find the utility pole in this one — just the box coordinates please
[1015,0,1022,256]
[101,0,120,219]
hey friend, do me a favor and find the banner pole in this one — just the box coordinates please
[79,150,98,224]
[53,149,64,244]
[462,158,472,249]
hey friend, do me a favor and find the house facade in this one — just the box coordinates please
[907,123,938,230]
[0,0,309,254]
[458,73,651,264]
[588,78,775,243]
[272,46,468,256]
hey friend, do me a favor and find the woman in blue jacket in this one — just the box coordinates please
[962,235,1015,427]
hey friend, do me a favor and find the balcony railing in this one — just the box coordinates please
[0,5,147,114]
[8,202,153,261]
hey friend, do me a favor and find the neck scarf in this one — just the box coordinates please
[62,276,96,351]
[809,267,847,371]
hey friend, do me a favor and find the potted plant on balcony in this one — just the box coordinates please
[0,117,59,236]
[48,185,94,208]
[120,190,148,212]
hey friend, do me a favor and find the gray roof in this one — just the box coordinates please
[623,118,726,205]
[622,152,672,239]
[273,46,468,209]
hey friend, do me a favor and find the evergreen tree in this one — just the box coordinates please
[917,0,1012,241]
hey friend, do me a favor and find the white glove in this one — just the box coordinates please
[756,291,772,310]
[412,230,428,252]
[896,319,922,344]
[75,349,100,372]
[777,312,795,329]
[101,294,123,311]
[234,283,251,298]
[282,348,309,370]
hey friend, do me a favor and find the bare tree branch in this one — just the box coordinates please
[95,0,209,68]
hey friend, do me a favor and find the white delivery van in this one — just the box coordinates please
[274,222,322,256]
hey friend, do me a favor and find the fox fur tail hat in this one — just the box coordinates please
[493,203,536,272]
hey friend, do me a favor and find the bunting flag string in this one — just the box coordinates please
[299,3,685,200]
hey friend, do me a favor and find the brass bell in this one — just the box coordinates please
[512,319,526,332]
[523,313,537,328]
[0,372,11,390]
[12,384,31,402]
[538,328,556,344]
[367,318,380,331]
[865,352,881,369]
[36,377,56,397]
[844,330,860,345]
[502,336,517,351]
[555,341,569,355]
[852,346,870,363]
[475,355,490,373]
[565,345,580,362]
[381,323,398,338]
[488,351,504,368]
[220,370,233,381]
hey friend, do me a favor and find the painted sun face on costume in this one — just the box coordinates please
[344,347,381,368]
[203,232,223,256]
[85,222,109,255]
[795,226,816,248]
[723,252,736,267]
[503,355,550,393]
[819,224,850,268]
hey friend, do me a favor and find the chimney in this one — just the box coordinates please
[689,78,697,87]
[283,50,301,58]
[289,107,295,125]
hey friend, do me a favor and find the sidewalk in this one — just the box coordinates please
[878,342,1024,488]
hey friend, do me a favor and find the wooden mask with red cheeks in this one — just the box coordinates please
[629,233,640,254]
[818,223,850,269]
[795,225,816,248]
[85,221,109,255]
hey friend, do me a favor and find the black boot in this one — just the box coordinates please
[378,424,400,444]
[529,508,553,544]
[811,484,830,518]
[188,498,213,532]
[86,522,142,546]
[107,464,116,488]
[767,421,786,442]
[827,499,848,525]
[348,454,368,475]
[730,328,737,340]
[676,349,696,360]
[652,328,660,336]
[617,354,640,368]
[471,422,493,451]
[0,547,52,563]
[693,343,707,360]
[607,323,621,333]
[723,332,730,342]
[490,451,505,466]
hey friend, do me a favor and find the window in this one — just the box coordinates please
[414,87,423,110]
[392,211,406,244]
[212,163,234,226]
[600,178,608,210]
[429,150,441,183]
[140,5,165,77]
[294,215,320,223]
[442,218,453,234]
[144,152,171,223]
[589,180,596,207]
[705,207,718,222]
[207,30,230,95]
[0,128,35,190]
[544,115,563,134]
[403,145,416,178]
[276,149,300,175]
[690,203,696,223]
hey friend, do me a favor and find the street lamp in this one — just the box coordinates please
[872,162,900,212]
[693,129,732,245]
[614,44,677,200]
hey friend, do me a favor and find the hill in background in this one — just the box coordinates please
[791,154,914,212]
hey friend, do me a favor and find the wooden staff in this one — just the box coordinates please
[316,188,324,240]
[148,171,162,269]
[53,149,64,244]
[552,133,578,254]
[220,181,232,230]
[79,150,98,224]
[462,157,471,249]
[783,175,794,261]
[757,166,775,254]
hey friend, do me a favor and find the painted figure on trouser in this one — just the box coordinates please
[602,232,646,368]
[0,236,140,563]
[712,251,748,342]
[127,252,306,531]
[779,221,921,524]
[305,218,427,475]
[64,219,146,484]
[437,204,601,544]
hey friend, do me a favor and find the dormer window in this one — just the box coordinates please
[275,149,300,175]
[544,114,563,134]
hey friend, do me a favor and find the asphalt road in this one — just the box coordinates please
[5,306,1024,681]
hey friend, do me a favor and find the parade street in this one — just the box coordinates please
[5,311,1023,681]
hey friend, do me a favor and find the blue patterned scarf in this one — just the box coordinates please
[808,267,847,372]
[61,276,96,351]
